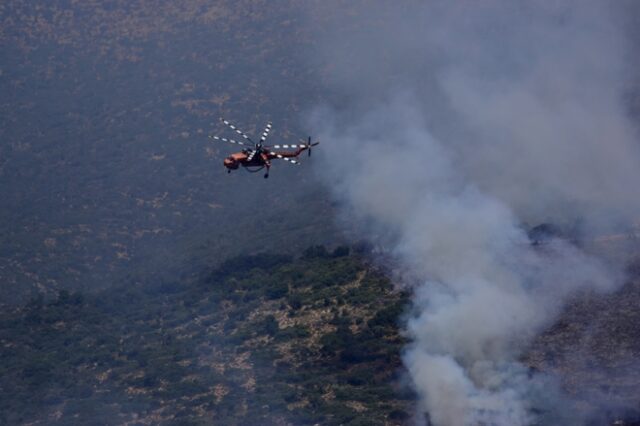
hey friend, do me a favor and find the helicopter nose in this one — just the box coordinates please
[224,158,238,169]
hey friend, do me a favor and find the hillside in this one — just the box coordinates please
[0,248,412,425]
[524,254,640,424]
[3,243,640,425]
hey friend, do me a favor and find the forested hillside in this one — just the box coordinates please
[0,248,412,425]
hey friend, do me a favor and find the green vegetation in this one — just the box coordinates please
[0,248,412,425]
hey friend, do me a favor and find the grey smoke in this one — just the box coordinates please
[306,1,640,425]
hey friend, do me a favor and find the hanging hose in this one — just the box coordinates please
[244,165,265,173]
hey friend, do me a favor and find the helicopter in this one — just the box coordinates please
[209,118,319,178]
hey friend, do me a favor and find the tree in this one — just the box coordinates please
[263,315,279,336]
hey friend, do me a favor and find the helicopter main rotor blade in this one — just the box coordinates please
[259,122,272,144]
[209,135,251,147]
[220,118,254,143]
[274,153,300,165]
[270,143,308,149]
[270,139,319,149]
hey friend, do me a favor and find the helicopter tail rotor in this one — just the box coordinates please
[306,136,319,157]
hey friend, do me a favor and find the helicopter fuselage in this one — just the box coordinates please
[223,147,307,171]
[223,151,265,170]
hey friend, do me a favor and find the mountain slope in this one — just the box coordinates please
[0,248,412,425]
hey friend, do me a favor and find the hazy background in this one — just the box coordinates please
[0,0,346,304]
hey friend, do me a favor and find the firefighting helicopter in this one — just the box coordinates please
[208,118,319,178]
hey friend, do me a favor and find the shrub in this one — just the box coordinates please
[263,315,279,336]
[277,325,310,340]
[332,246,350,257]
[266,280,288,299]
[287,293,303,310]
[302,245,329,259]
[389,409,410,421]
[367,301,405,329]
[209,254,293,282]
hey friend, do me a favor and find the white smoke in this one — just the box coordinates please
[306,1,640,425]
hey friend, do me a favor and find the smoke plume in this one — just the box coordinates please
[306,1,640,424]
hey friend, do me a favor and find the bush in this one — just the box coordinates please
[287,293,303,310]
[351,241,373,254]
[263,315,279,336]
[328,404,357,423]
[389,409,410,421]
[266,281,288,299]
[320,324,354,355]
[527,223,563,245]
[54,290,70,305]
[158,281,183,294]
[209,254,293,282]
[341,343,372,364]
[302,245,329,259]
[344,368,371,386]
[367,301,405,329]
[332,246,350,257]
[277,325,310,340]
